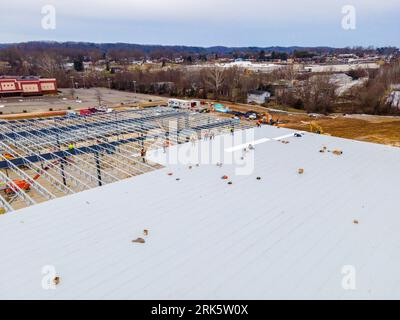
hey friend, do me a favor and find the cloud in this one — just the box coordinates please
[5,0,400,22]
[1,0,399,46]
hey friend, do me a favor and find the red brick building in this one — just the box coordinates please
[0,76,58,97]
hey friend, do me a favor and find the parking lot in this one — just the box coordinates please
[0,88,166,115]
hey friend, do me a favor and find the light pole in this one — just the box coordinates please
[70,76,75,89]
[70,76,75,98]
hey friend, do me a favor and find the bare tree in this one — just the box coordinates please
[296,75,337,114]
[37,54,59,78]
[205,67,225,98]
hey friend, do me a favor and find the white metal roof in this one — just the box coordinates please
[0,125,400,299]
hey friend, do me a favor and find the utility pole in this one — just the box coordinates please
[70,76,75,98]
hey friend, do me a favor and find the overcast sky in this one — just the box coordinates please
[1,0,399,47]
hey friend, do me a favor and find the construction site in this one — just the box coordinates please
[0,107,250,213]
[0,95,400,300]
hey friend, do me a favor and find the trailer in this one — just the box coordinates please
[168,99,201,110]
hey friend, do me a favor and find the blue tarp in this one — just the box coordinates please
[214,104,230,113]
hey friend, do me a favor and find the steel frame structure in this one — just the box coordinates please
[0,107,251,213]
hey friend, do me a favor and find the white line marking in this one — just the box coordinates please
[272,133,295,140]
[225,133,299,152]
[225,138,271,152]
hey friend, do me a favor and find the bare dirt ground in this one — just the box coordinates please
[210,101,400,147]
[1,92,398,147]
[277,114,400,147]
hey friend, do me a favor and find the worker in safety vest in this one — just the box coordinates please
[140,148,147,163]
[163,140,170,153]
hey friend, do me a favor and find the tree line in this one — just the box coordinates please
[0,44,399,115]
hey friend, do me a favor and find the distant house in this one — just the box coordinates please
[131,60,143,65]
[247,90,271,105]
[83,61,93,70]
[63,63,75,71]
[110,67,123,74]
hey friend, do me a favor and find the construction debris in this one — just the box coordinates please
[132,238,146,244]
[221,175,229,180]
[53,276,61,286]
[298,168,304,174]
[228,181,233,185]
[168,173,173,176]
[0,207,6,215]
[256,177,261,180]
[353,219,359,225]
[143,229,149,236]
[332,149,343,156]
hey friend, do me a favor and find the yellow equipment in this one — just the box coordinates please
[258,112,273,125]
[309,121,324,134]
[3,153,14,160]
